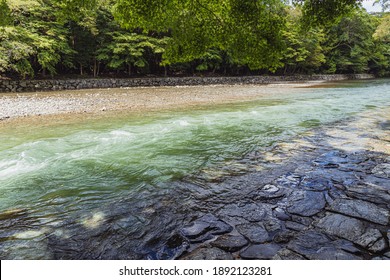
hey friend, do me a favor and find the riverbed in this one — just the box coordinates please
[0,79,389,259]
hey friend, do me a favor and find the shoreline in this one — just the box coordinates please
[0,81,331,123]
[0,74,375,93]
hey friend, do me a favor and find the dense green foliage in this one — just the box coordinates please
[0,0,389,79]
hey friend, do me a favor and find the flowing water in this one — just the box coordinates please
[0,79,389,259]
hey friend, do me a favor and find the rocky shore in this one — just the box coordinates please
[173,108,390,260]
[2,107,387,260]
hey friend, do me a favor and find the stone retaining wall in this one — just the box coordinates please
[0,74,375,93]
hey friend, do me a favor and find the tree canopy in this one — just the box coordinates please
[0,0,389,79]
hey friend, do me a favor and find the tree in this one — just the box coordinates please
[292,0,363,25]
[0,26,36,78]
[281,7,326,74]
[322,9,380,74]
[114,0,287,71]
[0,0,12,26]
[97,32,167,75]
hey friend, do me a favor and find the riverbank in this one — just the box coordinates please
[0,74,375,93]
[0,81,332,122]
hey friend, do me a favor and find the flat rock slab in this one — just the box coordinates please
[180,247,233,260]
[286,191,326,216]
[328,198,390,225]
[236,223,271,244]
[316,213,365,242]
[287,231,361,260]
[371,163,390,178]
[180,214,232,243]
[285,221,307,231]
[211,234,248,252]
[357,228,388,253]
[316,213,388,252]
[217,203,271,223]
[240,244,281,260]
[300,177,333,191]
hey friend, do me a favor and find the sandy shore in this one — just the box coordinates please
[0,82,325,122]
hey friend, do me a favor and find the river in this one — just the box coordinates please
[0,79,389,259]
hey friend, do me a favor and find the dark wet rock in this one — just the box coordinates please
[158,234,189,260]
[316,213,386,253]
[240,244,282,260]
[287,231,361,260]
[180,247,234,260]
[286,191,326,216]
[263,217,283,232]
[253,184,290,202]
[363,175,390,190]
[300,177,332,191]
[290,215,313,226]
[332,239,361,254]
[236,223,271,244]
[180,221,210,239]
[387,230,390,242]
[180,214,232,243]
[273,230,297,243]
[357,229,388,253]
[276,173,302,188]
[345,185,390,207]
[371,164,390,178]
[285,221,307,231]
[273,248,306,260]
[211,234,248,252]
[328,198,390,225]
[316,213,366,244]
[217,203,271,223]
[273,208,291,221]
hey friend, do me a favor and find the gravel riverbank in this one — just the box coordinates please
[0,82,324,122]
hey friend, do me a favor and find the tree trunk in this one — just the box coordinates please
[128,64,132,76]
[93,59,97,77]
[80,63,83,75]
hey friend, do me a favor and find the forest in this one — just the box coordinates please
[0,0,389,79]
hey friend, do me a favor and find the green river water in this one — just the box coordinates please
[0,79,389,259]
